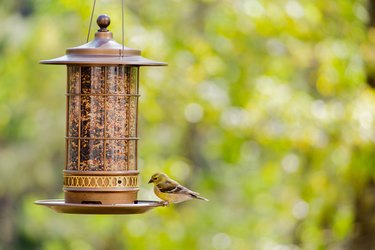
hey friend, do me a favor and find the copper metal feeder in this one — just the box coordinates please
[35,14,166,214]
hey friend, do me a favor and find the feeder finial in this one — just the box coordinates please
[97,14,111,32]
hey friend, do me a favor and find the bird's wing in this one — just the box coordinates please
[157,181,199,196]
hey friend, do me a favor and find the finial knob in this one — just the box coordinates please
[97,14,110,32]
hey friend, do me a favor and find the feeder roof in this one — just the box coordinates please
[40,15,167,66]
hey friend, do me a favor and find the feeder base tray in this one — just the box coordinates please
[34,199,165,214]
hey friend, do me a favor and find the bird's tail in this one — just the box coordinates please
[192,194,209,201]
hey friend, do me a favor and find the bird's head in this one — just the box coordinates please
[148,173,168,185]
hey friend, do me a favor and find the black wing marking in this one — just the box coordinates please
[157,181,199,197]
[159,185,184,193]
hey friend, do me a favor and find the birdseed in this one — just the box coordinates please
[66,66,138,171]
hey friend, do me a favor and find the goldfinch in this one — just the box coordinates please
[148,173,209,205]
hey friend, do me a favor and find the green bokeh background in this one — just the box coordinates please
[1,0,375,249]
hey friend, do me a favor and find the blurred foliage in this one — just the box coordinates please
[0,0,375,249]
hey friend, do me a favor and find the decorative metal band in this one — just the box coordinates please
[63,175,138,189]
[65,137,140,140]
[66,93,140,97]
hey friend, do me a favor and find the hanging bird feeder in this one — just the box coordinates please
[35,8,167,214]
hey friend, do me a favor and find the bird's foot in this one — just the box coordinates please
[161,201,169,207]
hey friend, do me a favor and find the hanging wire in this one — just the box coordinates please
[86,0,125,55]
[86,0,97,42]
[121,0,125,57]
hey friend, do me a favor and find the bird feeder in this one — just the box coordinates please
[35,14,167,214]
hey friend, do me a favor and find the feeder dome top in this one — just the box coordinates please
[40,14,167,66]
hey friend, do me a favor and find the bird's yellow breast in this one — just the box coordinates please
[154,186,192,203]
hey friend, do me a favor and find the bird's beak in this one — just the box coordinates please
[148,179,153,184]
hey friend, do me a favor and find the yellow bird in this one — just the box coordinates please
[148,173,208,205]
